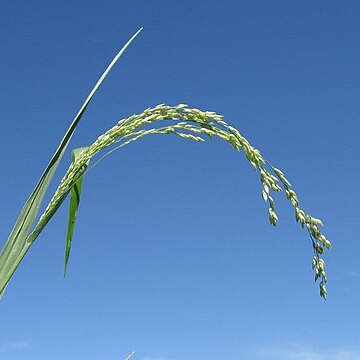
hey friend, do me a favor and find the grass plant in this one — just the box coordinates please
[0,28,330,299]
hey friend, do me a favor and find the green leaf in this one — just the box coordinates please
[0,28,143,296]
[124,352,135,360]
[64,148,89,276]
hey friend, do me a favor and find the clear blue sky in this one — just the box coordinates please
[0,1,359,359]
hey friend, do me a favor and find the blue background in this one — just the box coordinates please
[0,1,359,359]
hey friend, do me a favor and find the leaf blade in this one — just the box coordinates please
[64,148,89,276]
[0,27,143,295]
